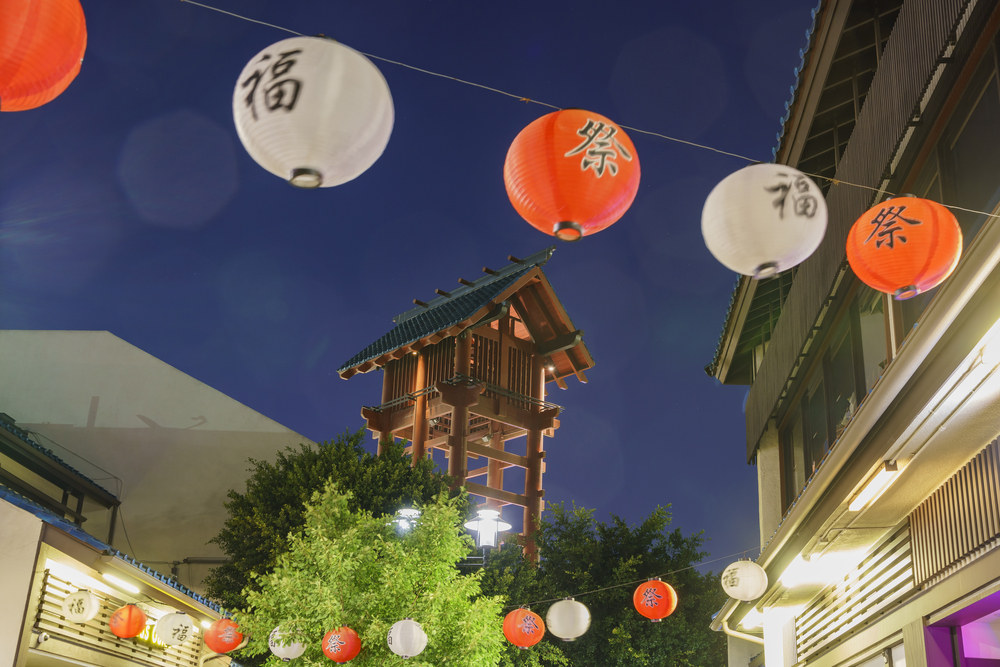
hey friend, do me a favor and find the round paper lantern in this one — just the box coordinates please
[504,109,641,241]
[0,0,87,111]
[545,598,590,641]
[702,164,828,278]
[233,36,393,189]
[632,579,678,622]
[503,607,545,649]
[269,626,306,661]
[721,560,769,601]
[322,626,361,662]
[846,195,962,300]
[108,604,147,639]
[387,618,427,659]
[61,589,100,623]
[204,618,243,654]
[155,612,194,647]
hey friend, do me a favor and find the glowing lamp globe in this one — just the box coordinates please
[155,612,194,646]
[721,560,769,601]
[387,618,427,659]
[0,0,87,111]
[846,196,962,300]
[504,109,641,241]
[702,164,828,278]
[233,36,394,188]
[503,607,545,649]
[204,618,243,654]
[61,589,100,624]
[545,598,590,641]
[108,604,147,639]
[322,626,362,662]
[269,627,306,661]
[632,579,677,622]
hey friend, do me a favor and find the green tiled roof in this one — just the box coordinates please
[338,267,532,373]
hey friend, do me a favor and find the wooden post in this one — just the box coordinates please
[411,350,428,464]
[448,332,474,486]
[523,353,545,560]
[377,362,396,455]
[486,422,504,510]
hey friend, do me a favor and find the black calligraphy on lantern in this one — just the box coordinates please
[519,615,540,635]
[241,49,304,121]
[722,567,740,589]
[222,626,239,644]
[69,597,85,614]
[764,173,818,220]
[326,634,347,653]
[642,587,664,608]
[173,625,189,641]
[864,205,922,249]
[565,119,633,177]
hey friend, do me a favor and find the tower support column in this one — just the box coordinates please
[523,354,545,560]
[411,349,428,464]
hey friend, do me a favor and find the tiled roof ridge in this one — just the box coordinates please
[0,415,118,499]
[772,1,824,162]
[0,482,228,616]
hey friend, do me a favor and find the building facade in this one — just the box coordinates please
[709,1,1000,666]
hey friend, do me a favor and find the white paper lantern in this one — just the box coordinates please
[387,618,427,659]
[61,589,100,624]
[155,611,194,647]
[721,560,769,602]
[702,164,828,279]
[269,626,306,661]
[545,598,590,641]
[233,36,394,188]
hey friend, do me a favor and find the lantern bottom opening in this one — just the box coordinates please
[650,618,662,623]
[894,285,920,300]
[289,168,322,188]
[753,262,778,279]
[554,221,583,242]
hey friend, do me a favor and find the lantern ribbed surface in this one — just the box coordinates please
[323,626,362,662]
[155,612,194,646]
[702,164,827,277]
[387,618,427,658]
[108,604,147,639]
[846,196,962,300]
[632,580,677,621]
[61,589,100,624]
[0,0,87,111]
[545,598,591,641]
[504,109,640,240]
[204,618,243,654]
[233,36,393,188]
[269,627,306,661]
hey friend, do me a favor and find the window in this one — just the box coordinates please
[779,285,887,511]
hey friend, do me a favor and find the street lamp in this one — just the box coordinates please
[389,508,421,533]
[464,508,511,548]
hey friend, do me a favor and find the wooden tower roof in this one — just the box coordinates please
[337,247,594,387]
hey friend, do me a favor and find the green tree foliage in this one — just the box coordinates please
[479,503,727,667]
[238,483,504,667]
[204,430,457,611]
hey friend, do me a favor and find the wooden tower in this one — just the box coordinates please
[337,247,593,556]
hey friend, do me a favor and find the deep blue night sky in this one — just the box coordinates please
[0,0,816,566]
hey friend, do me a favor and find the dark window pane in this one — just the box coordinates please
[782,407,805,512]
[828,320,857,442]
[803,374,828,477]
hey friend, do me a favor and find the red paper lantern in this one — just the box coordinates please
[846,196,962,300]
[0,0,87,111]
[108,603,147,638]
[204,618,244,654]
[504,109,641,242]
[322,626,362,662]
[633,579,677,622]
[503,607,545,648]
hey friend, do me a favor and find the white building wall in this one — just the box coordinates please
[0,502,42,667]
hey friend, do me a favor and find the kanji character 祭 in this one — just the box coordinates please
[565,119,633,177]
[642,586,664,608]
[520,614,540,634]
[864,205,922,249]
[326,633,346,653]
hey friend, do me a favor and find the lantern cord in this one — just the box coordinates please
[180,0,1000,224]
[501,546,760,611]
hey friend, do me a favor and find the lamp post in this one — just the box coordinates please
[464,508,511,548]
[389,508,421,533]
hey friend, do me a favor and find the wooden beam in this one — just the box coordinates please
[465,482,539,508]
[536,330,583,357]
[554,376,568,390]
[466,441,533,468]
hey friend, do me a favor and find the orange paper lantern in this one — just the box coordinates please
[504,109,640,241]
[323,626,362,662]
[847,196,962,300]
[108,603,147,639]
[0,0,87,111]
[204,618,244,654]
[503,607,545,648]
[633,579,677,622]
